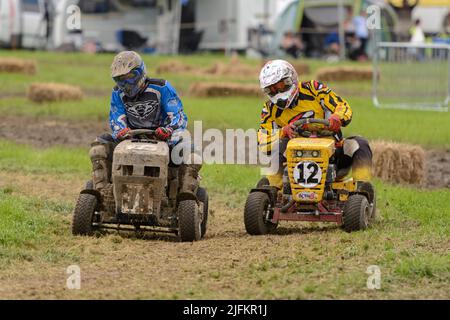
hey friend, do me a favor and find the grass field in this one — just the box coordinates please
[0,50,448,299]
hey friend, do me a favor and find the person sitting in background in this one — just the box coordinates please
[324,31,340,61]
[280,31,303,59]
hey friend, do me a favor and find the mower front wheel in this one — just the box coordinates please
[72,193,97,236]
[178,200,201,242]
[244,191,277,235]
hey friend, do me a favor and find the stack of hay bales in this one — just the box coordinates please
[204,61,260,78]
[315,66,372,82]
[0,57,37,74]
[188,82,262,97]
[371,141,425,185]
[155,60,197,74]
[27,83,84,103]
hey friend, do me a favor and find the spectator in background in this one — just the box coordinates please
[410,19,425,60]
[410,19,425,44]
[352,8,369,61]
[280,31,303,59]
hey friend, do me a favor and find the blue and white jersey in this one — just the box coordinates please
[109,78,187,145]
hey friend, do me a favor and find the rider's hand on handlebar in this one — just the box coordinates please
[328,114,342,132]
[155,127,173,141]
[281,123,297,139]
[116,127,131,140]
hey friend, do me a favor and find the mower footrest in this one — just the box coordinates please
[272,208,343,224]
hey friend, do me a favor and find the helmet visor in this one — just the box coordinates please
[263,78,293,97]
[113,68,143,96]
[114,69,140,85]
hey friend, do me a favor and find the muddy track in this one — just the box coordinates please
[0,116,109,148]
[0,170,448,299]
[0,116,449,189]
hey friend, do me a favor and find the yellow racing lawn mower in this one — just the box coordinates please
[244,118,376,235]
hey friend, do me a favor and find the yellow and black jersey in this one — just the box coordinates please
[258,80,352,154]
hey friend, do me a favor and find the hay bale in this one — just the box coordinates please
[315,66,372,82]
[188,82,262,97]
[204,62,260,78]
[27,83,84,103]
[288,61,310,75]
[0,57,37,74]
[156,56,261,78]
[371,141,425,185]
[155,60,197,74]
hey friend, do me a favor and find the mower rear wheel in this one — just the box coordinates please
[244,191,277,235]
[256,177,270,188]
[357,182,377,222]
[178,200,201,242]
[342,194,370,232]
[196,187,209,238]
[72,193,97,236]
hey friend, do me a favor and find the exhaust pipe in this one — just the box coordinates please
[281,198,295,213]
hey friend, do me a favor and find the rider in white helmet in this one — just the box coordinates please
[257,59,373,193]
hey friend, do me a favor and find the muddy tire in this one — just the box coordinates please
[370,195,377,222]
[342,194,370,232]
[196,187,209,238]
[72,193,97,236]
[244,191,277,235]
[256,177,270,188]
[178,200,201,242]
[357,182,376,222]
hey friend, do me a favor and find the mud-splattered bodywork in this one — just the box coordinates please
[112,140,169,218]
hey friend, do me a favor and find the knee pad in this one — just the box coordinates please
[267,173,283,190]
[343,138,360,158]
[89,143,108,162]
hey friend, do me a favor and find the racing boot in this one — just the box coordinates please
[179,163,202,196]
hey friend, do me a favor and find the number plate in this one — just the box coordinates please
[121,184,153,214]
[293,161,322,188]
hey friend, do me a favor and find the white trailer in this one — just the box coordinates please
[79,1,157,52]
[0,0,47,49]
[194,0,277,51]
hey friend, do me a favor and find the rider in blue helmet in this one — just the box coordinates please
[89,51,200,197]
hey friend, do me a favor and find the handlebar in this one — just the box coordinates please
[117,129,157,141]
[128,129,156,137]
[292,118,330,127]
[291,118,334,137]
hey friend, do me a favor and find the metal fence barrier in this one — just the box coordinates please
[373,42,450,112]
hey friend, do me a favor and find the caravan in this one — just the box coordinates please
[0,0,80,50]
[0,0,49,49]
[0,0,156,51]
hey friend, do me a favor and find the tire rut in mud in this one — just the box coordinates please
[0,116,109,148]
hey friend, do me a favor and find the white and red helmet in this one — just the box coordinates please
[259,60,299,109]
